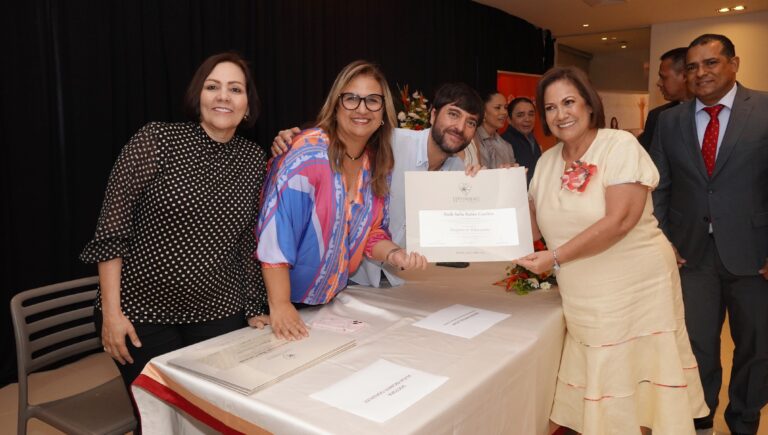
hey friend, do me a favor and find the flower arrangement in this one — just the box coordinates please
[561,160,598,193]
[494,239,557,295]
[396,84,430,130]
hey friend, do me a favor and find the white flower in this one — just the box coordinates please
[408,112,418,118]
[526,278,540,288]
[540,282,552,290]
[412,92,420,98]
[397,111,406,121]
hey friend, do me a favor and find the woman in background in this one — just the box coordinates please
[81,52,268,410]
[502,97,541,184]
[473,90,516,169]
[457,133,482,168]
[256,60,426,341]
[516,66,707,434]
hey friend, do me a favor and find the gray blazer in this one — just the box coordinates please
[651,84,768,276]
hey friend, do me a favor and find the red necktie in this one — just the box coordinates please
[701,104,724,177]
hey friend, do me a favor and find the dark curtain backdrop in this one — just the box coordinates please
[0,0,553,385]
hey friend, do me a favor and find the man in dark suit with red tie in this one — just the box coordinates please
[651,34,768,435]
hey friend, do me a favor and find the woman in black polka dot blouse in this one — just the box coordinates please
[80,52,269,394]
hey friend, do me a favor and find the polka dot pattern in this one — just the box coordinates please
[701,104,724,177]
[81,122,268,324]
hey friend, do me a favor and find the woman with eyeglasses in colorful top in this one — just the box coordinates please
[255,60,427,341]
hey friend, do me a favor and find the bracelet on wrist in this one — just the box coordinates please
[385,247,404,266]
[552,249,561,271]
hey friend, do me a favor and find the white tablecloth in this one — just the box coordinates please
[133,262,564,435]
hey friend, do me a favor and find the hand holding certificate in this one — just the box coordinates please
[405,167,533,262]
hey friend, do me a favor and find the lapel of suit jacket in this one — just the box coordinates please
[679,101,708,179]
[530,135,541,157]
[712,85,753,180]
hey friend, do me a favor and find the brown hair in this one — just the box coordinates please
[535,66,605,136]
[431,82,485,126]
[315,60,395,198]
[183,52,260,128]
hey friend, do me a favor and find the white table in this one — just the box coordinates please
[133,262,565,435]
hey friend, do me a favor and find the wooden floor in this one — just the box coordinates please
[0,321,765,434]
[0,352,127,434]
[712,318,768,435]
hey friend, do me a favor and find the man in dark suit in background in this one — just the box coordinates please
[637,47,692,150]
[651,34,768,435]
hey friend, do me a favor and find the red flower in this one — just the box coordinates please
[561,160,597,193]
[494,246,556,295]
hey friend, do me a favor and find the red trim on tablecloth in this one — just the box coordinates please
[133,373,245,435]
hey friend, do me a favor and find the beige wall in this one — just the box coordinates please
[589,48,650,92]
[556,44,592,72]
[648,10,768,109]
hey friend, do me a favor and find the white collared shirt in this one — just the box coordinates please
[694,83,738,156]
[349,128,464,287]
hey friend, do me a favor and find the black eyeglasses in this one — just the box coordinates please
[339,93,385,112]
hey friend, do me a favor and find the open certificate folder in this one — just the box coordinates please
[168,327,356,395]
[405,167,534,262]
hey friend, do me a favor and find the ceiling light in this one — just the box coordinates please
[718,7,730,12]
[582,23,590,27]
[620,44,628,49]
[601,37,608,40]
[611,36,617,40]
[733,5,746,10]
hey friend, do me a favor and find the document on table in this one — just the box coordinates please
[168,327,355,395]
[404,167,533,262]
[412,304,510,339]
[310,359,448,423]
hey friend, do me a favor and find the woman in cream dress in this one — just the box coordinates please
[516,66,708,434]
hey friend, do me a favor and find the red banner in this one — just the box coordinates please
[497,71,556,151]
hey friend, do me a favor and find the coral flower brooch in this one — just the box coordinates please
[561,160,597,193]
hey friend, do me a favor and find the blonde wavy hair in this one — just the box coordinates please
[315,60,396,198]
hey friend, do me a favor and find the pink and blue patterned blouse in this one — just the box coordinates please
[255,128,390,305]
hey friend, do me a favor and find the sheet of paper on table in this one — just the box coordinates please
[310,312,368,334]
[411,304,511,339]
[310,359,448,423]
[168,327,355,395]
[404,167,533,262]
